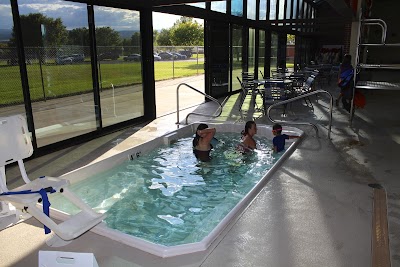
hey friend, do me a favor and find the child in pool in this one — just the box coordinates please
[272,123,300,153]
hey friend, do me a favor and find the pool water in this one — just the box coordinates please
[50,133,282,246]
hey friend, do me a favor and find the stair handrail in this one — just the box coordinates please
[361,18,387,44]
[176,83,223,125]
[266,89,334,139]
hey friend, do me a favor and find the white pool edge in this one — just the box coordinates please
[50,122,304,258]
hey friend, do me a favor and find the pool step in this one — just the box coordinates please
[371,186,391,267]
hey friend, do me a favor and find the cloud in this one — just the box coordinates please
[152,12,203,30]
[0,4,14,29]
[94,6,140,31]
[1,2,201,32]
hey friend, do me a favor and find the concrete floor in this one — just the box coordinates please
[1,78,399,267]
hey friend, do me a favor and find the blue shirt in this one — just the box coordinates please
[273,134,289,152]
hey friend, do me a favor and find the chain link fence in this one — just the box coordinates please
[1,45,205,107]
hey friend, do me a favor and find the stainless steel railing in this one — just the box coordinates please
[176,83,223,125]
[266,89,334,139]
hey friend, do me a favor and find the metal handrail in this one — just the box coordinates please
[361,18,387,44]
[266,89,334,139]
[176,83,223,125]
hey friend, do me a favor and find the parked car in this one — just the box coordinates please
[69,54,85,62]
[178,50,193,58]
[157,52,175,60]
[154,53,162,61]
[171,52,187,60]
[123,54,141,62]
[98,52,119,61]
[55,55,73,65]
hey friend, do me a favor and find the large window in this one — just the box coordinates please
[247,0,257,20]
[0,1,25,118]
[259,0,267,20]
[258,30,266,78]
[286,0,293,20]
[286,34,295,70]
[18,0,96,147]
[270,32,278,75]
[231,26,243,91]
[270,0,277,20]
[248,28,256,73]
[231,0,243,17]
[211,1,227,13]
[278,0,285,20]
[293,0,298,19]
[94,6,144,127]
[188,3,205,8]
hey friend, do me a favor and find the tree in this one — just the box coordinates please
[170,17,203,46]
[9,13,68,47]
[95,27,121,47]
[157,28,172,46]
[287,34,295,45]
[68,27,89,46]
[153,30,159,46]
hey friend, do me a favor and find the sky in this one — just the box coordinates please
[0,1,203,31]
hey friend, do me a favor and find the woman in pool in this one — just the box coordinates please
[237,121,257,153]
[193,123,216,162]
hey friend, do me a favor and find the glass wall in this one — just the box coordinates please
[286,34,295,71]
[231,0,243,17]
[270,0,277,20]
[231,26,243,91]
[247,0,257,20]
[293,0,298,19]
[270,32,278,75]
[278,0,285,20]
[258,30,266,78]
[259,0,267,20]
[94,6,144,127]
[188,3,205,8]
[298,0,303,18]
[18,0,96,147]
[286,0,292,20]
[248,28,256,73]
[0,1,25,118]
[211,2,227,13]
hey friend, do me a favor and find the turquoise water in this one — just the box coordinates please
[50,133,282,246]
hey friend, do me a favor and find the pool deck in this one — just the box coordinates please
[1,77,400,266]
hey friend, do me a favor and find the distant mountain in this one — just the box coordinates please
[118,30,139,39]
[0,29,12,41]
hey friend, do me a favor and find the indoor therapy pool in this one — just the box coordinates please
[49,122,303,257]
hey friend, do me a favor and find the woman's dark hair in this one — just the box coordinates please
[193,123,208,147]
[273,123,282,134]
[241,121,256,136]
[343,54,351,65]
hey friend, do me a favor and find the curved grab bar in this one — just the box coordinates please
[266,89,334,139]
[176,83,223,125]
[362,19,387,44]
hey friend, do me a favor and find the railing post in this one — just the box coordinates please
[266,89,333,139]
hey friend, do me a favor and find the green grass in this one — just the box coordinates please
[0,61,205,105]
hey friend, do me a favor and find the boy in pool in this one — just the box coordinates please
[272,123,300,153]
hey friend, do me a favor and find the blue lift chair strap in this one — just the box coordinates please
[0,187,56,234]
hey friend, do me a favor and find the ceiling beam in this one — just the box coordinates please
[323,0,354,18]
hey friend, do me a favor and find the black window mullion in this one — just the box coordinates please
[11,0,37,149]
[87,4,102,130]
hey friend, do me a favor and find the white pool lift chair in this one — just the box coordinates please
[0,114,106,246]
